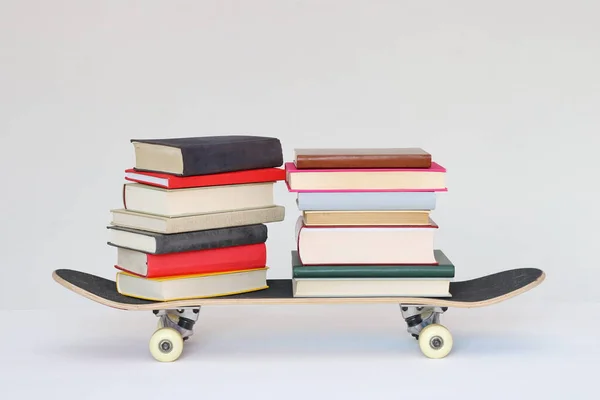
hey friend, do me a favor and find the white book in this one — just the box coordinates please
[123,182,275,217]
[295,216,438,265]
[296,191,437,211]
[110,206,285,234]
[293,278,451,297]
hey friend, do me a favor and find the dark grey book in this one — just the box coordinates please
[107,224,268,254]
[130,135,283,176]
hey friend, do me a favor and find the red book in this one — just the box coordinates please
[124,167,285,189]
[114,243,267,278]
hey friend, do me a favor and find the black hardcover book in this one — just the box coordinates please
[130,135,283,176]
[107,224,268,254]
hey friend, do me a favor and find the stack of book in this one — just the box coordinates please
[285,148,455,297]
[107,136,286,301]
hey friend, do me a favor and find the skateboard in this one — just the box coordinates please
[52,267,545,362]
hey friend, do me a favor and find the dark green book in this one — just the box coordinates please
[291,249,455,278]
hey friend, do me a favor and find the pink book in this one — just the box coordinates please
[294,216,439,265]
[284,162,447,192]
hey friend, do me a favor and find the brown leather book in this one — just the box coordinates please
[293,148,431,169]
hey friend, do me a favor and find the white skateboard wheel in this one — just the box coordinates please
[149,327,184,362]
[418,323,453,359]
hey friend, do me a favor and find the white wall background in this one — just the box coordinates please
[1,0,598,310]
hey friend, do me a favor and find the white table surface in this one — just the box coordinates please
[2,299,595,399]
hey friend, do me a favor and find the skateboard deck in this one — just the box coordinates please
[52,267,544,362]
[53,267,544,309]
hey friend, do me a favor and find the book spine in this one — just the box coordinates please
[153,224,268,254]
[292,265,455,279]
[295,154,431,169]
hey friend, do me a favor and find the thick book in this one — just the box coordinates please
[116,268,269,301]
[292,277,451,297]
[296,191,436,211]
[124,167,286,189]
[295,216,438,265]
[302,210,431,226]
[285,162,446,192]
[107,224,268,254]
[114,243,266,278]
[109,205,285,234]
[291,250,455,278]
[294,148,431,169]
[130,135,283,176]
[123,182,275,217]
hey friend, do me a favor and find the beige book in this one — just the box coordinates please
[123,182,275,217]
[293,278,451,297]
[302,210,431,226]
[285,162,446,191]
[110,205,285,234]
[295,216,437,265]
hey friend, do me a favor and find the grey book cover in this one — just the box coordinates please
[107,223,268,254]
[131,135,283,176]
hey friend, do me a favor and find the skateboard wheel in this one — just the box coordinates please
[418,324,453,359]
[149,327,184,362]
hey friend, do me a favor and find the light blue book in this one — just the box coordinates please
[296,191,436,211]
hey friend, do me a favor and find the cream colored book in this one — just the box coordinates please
[285,162,446,191]
[295,216,437,265]
[123,181,275,217]
[116,268,269,301]
[302,210,431,226]
[293,278,451,297]
[110,205,285,234]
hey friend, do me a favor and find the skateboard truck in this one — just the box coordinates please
[400,305,452,358]
[153,307,201,340]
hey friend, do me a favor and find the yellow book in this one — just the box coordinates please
[302,210,431,226]
[116,267,269,301]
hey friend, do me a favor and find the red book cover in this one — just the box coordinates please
[124,167,286,189]
[115,243,267,278]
